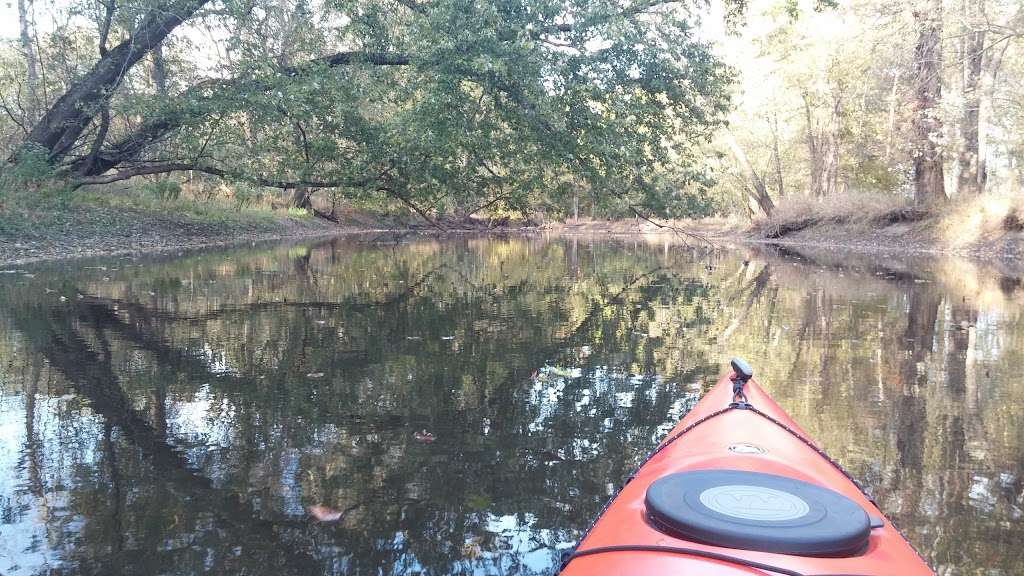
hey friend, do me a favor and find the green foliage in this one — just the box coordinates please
[1,0,742,221]
[711,0,924,215]
[1,145,54,192]
[783,0,839,19]
[231,182,268,210]
[140,180,183,202]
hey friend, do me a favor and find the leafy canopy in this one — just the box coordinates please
[8,0,740,218]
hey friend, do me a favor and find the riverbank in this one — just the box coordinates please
[746,191,1024,261]
[4,184,1024,265]
[552,192,1024,262]
[0,186,381,265]
[0,183,543,264]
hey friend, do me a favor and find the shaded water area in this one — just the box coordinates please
[0,235,1021,575]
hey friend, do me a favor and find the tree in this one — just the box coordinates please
[725,130,775,216]
[710,0,905,212]
[802,87,842,198]
[5,0,740,223]
[16,0,209,163]
[16,0,39,119]
[958,0,986,195]
[911,0,946,204]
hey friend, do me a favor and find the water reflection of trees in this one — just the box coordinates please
[0,238,1022,575]
[0,238,719,575]
[717,247,1024,575]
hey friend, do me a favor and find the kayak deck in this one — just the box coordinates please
[559,366,933,576]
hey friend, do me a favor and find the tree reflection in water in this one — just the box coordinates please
[0,236,1021,575]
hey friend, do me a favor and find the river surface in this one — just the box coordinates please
[0,235,1020,575]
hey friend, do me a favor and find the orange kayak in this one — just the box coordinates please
[559,359,934,576]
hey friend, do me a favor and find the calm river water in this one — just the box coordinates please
[0,235,1020,575]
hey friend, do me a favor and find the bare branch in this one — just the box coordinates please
[16,0,212,164]
[626,204,711,245]
[0,91,29,135]
[377,185,446,231]
[464,192,510,218]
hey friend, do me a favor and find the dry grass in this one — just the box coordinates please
[751,192,927,239]
[750,189,1024,260]
[934,191,1024,249]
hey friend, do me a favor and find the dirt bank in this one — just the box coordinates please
[0,197,393,265]
[544,217,740,240]
[6,193,1024,266]
[0,198,550,265]
[0,216,354,265]
[746,220,1024,261]
[544,209,1024,262]
[744,192,1024,261]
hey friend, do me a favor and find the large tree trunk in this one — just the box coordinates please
[14,0,209,165]
[958,0,986,196]
[16,0,39,119]
[911,0,947,205]
[291,187,313,210]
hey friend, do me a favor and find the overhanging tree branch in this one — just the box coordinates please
[282,51,411,75]
[74,51,412,176]
[625,203,711,245]
[15,0,212,164]
[72,162,374,190]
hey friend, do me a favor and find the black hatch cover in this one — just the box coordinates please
[645,469,871,557]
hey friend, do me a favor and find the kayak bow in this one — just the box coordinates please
[559,359,934,576]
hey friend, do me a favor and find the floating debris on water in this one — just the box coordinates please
[413,429,436,443]
[307,505,346,522]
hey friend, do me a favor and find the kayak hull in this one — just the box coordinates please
[560,371,933,576]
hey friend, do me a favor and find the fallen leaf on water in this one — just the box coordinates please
[413,429,436,443]
[307,372,325,379]
[307,505,345,522]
